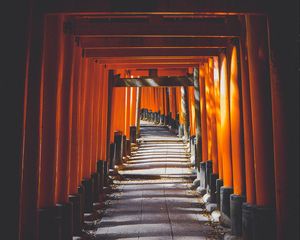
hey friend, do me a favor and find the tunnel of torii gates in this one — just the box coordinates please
[14,2,298,240]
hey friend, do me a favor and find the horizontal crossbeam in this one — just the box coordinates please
[79,37,230,48]
[84,48,221,57]
[70,17,241,37]
[113,75,194,87]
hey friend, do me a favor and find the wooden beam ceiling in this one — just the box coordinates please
[94,57,207,64]
[84,48,221,57]
[79,37,229,49]
[69,17,241,37]
[43,0,267,15]
[105,63,200,69]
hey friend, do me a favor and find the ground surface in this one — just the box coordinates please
[93,122,227,240]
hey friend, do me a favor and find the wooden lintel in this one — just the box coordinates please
[79,37,230,48]
[94,57,207,64]
[71,18,240,37]
[43,0,267,15]
[113,75,194,87]
[106,63,200,69]
[84,48,221,58]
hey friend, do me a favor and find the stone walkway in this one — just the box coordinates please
[94,123,225,240]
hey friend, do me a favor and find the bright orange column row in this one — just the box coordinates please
[34,15,111,212]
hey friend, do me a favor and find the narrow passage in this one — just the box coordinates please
[95,122,225,240]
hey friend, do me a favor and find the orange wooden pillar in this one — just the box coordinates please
[78,57,88,184]
[37,15,64,240]
[54,21,75,239]
[180,86,190,141]
[245,15,276,238]
[219,52,233,219]
[130,87,137,126]
[191,67,202,188]
[205,59,219,204]
[199,63,208,162]
[207,58,219,173]
[204,67,212,161]
[268,8,299,239]
[238,17,257,239]
[228,45,246,236]
[213,57,225,209]
[229,46,245,196]
[19,8,44,240]
[188,86,195,137]
[197,63,210,195]
[67,43,83,235]
[100,65,109,162]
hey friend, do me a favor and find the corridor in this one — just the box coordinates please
[94,123,226,239]
[14,1,298,240]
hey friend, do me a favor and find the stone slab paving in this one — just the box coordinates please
[94,123,226,240]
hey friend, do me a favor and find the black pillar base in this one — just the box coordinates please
[69,194,81,236]
[91,173,100,202]
[208,173,219,203]
[103,161,109,187]
[81,178,94,213]
[198,162,207,194]
[230,194,246,236]
[37,206,62,240]
[114,132,122,165]
[220,186,233,218]
[130,126,137,143]
[242,203,255,240]
[206,160,212,191]
[77,184,85,227]
[56,202,73,240]
[216,179,224,209]
[97,160,104,192]
[178,124,184,137]
[190,136,196,165]
[126,139,131,156]
[109,143,116,169]
[253,206,276,240]
[160,114,165,125]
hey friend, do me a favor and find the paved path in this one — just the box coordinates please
[95,123,224,240]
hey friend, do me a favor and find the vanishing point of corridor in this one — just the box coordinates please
[94,122,225,239]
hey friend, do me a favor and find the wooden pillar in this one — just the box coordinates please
[208,58,219,174]
[135,87,142,138]
[246,15,275,207]
[193,67,202,165]
[69,43,82,195]
[229,45,245,196]
[219,53,232,188]
[55,22,74,204]
[165,87,170,124]
[199,64,208,162]
[213,57,223,179]
[245,14,275,238]
[38,15,63,209]
[267,5,299,238]
[239,17,256,205]
[180,86,190,140]
[19,7,44,240]
[106,70,114,164]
